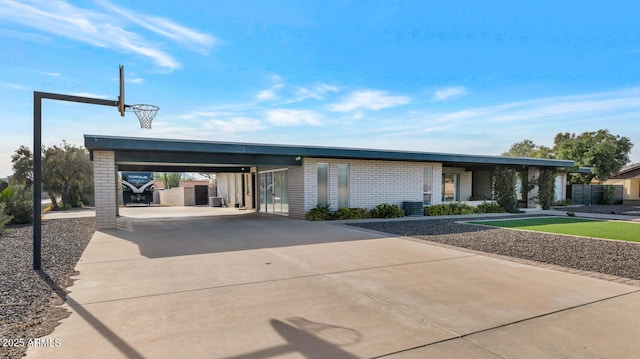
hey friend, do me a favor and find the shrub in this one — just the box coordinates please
[602,185,616,205]
[370,203,405,218]
[475,201,505,214]
[333,207,371,220]
[0,185,33,224]
[5,187,33,224]
[492,167,519,213]
[305,204,333,221]
[424,202,477,216]
[0,203,12,235]
[535,169,556,210]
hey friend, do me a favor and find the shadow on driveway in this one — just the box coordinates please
[100,213,386,259]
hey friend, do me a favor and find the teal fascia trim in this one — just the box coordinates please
[84,135,574,168]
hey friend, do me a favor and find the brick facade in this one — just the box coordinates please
[287,166,305,218]
[298,158,444,216]
[93,150,117,228]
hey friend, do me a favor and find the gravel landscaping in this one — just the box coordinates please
[0,217,94,359]
[349,215,640,281]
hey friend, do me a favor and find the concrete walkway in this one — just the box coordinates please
[28,209,640,358]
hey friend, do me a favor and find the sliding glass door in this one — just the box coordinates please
[258,170,288,215]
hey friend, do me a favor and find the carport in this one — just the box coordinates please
[84,135,303,228]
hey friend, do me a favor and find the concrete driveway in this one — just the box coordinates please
[28,208,640,358]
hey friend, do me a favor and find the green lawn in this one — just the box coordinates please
[470,217,640,242]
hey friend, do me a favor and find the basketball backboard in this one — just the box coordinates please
[118,65,125,117]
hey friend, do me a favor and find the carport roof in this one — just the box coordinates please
[84,134,574,171]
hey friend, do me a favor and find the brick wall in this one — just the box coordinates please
[93,150,117,228]
[287,166,305,218]
[301,158,443,213]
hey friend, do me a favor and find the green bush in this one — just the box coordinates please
[370,203,405,218]
[535,169,556,210]
[475,201,505,214]
[305,203,405,221]
[0,203,12,235]
[0,185,33,224]
[305,204,333,221]
[602,185,616,205]
[492,167,520,213]
[424,202,477,216]
[333,207,371,220]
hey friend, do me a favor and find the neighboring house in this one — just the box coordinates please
[85,135,575,228]
[601,163,640,205]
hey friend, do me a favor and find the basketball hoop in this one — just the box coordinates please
[127,104,159,129]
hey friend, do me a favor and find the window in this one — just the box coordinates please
[317,163,329,206]
[337,164,349,208]
[423,166,433,205]
[442,173,459,202]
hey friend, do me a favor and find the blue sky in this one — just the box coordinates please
[2,0,640,177]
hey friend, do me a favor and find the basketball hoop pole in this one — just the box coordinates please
[32,92,119,270]
[32,66,157,270]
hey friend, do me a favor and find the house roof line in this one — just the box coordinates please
[84,135,575,168]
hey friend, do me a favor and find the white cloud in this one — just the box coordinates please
[290,83,339,102]
[0,0,215,70]
[204,117,265,134]
[96,0,216,53]
[257,89,278,101]
[0,81,28,91]
[266,109,322,126]
[129,77,144,84]
[431,86,468,102]
[329,90,411,112]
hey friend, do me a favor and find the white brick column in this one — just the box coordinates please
[93,150,117,228]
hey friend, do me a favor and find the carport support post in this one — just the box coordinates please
[93,150,118,229]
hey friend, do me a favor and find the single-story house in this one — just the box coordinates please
[84,135,574,228]
[601,163,640,205]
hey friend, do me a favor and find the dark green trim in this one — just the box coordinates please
[84,135,574,168]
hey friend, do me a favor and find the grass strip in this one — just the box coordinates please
[470,217,640,242]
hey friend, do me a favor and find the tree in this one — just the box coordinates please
[501,139,554,158]
[10,142,93,210]
[160,172,182,189]
[554,130,632,184]
[503,130,633,185]
[42,142,93,209]
[10,145,33,188]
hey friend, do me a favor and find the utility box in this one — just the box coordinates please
[403,201,424,216]
[209,197,222,207]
